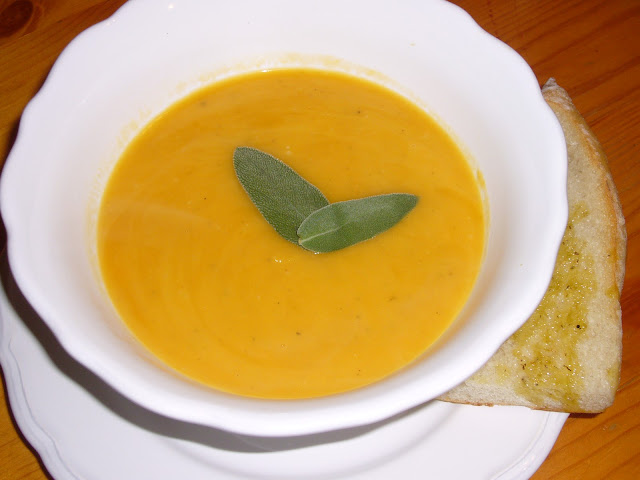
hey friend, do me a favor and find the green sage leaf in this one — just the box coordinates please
[233,147,329,243]
[297,193,419,253]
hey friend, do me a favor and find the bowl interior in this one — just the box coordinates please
[0,0,567,436]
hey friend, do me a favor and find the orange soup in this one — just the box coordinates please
[97,69,486,399]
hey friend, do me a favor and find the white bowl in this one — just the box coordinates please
[0,0,567,437]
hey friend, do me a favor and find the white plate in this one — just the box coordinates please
[0,256,567,480]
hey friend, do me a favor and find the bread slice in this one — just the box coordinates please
[438,79,626,413]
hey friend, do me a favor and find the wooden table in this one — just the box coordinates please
[0,0,638,478]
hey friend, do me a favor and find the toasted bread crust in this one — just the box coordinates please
[542,79,627,295]
[438,79,626,413]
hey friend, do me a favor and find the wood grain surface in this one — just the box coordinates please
[1,0,638,478]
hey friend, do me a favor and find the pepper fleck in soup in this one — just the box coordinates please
[97,68,486,399]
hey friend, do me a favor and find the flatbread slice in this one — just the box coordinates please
[438,79,626,413]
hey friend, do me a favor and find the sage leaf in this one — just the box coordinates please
[233,147,329,243]
[297,193,419,253]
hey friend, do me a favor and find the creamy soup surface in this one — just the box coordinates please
[97,68,486,399]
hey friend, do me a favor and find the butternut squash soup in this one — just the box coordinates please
[97,68,486,399]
